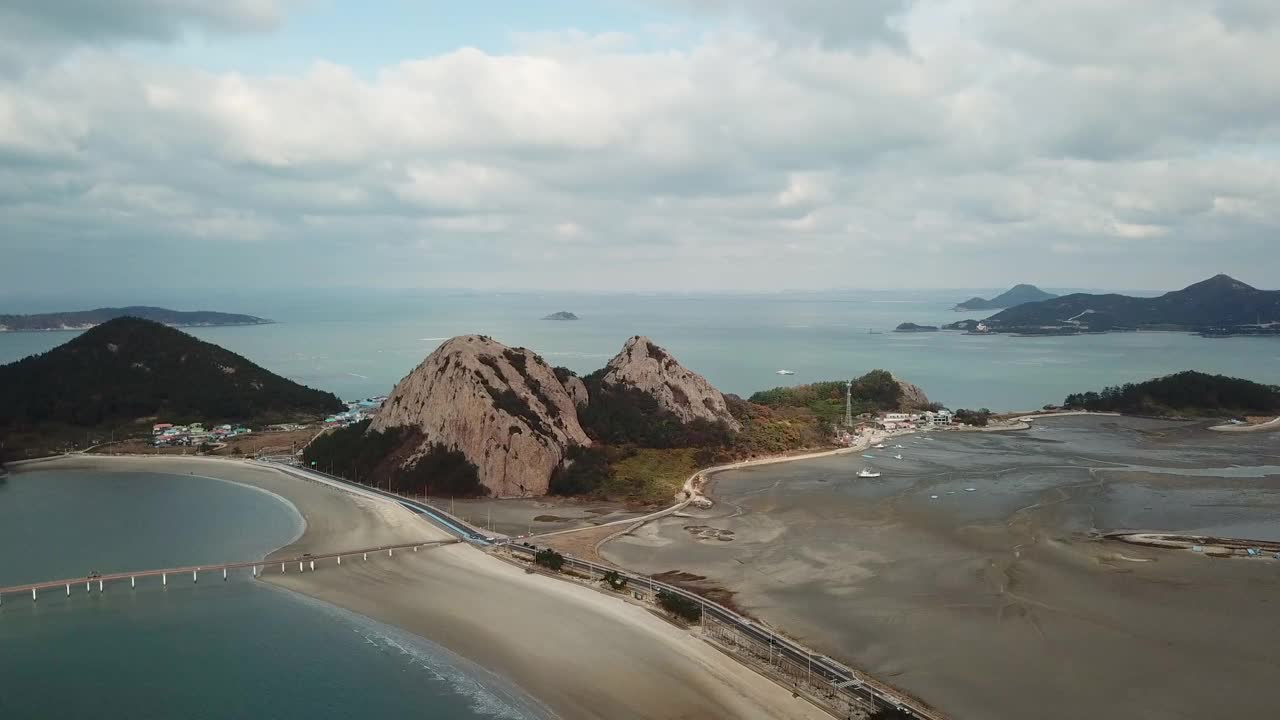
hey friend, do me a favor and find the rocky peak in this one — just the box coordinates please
[895,376,930,410]
[601,336,742,432]
[370,335,590,497]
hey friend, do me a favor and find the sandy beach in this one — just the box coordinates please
[24,454,829,720]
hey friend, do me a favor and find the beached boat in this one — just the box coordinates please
[857,468,881,478]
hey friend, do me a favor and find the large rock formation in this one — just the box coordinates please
[370,335,590,497]
[896,376,930,410]
[600,336,742,432]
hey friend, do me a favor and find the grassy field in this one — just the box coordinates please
[601,448,700,505]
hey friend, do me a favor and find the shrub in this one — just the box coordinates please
[657,589,702,623]
[534,548,565,572]
[602,570,627,590]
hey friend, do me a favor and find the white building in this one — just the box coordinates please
[925,410,954,426]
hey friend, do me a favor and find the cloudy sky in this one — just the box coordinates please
[2,0,1277,294]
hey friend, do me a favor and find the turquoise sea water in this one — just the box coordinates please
[2,289,1278,411]
[0,470,547,720]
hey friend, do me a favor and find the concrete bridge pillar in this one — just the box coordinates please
[32,588,37,602]
[163,573,167,586]
[298,561,304,572]
[337,556,341,565]
[131,576,135,589]
[85,582,90,594]
[99,579,103,593]
[388,548,393,557]
[66,584,70,597]
[193,570,198,584]
[309,560,315,571]
[363,552,367,561]
[281,563,285,573]
[253,565,259,577]
[223,568,227,582]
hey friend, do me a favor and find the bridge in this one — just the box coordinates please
[0,539,457,604]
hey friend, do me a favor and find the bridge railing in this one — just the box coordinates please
[0,538,457,601]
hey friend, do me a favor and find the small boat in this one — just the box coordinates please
[857,468,881,478]
[893,454,903,460]
[775,369,795,376]
[873,443,886,449]
[862,454,876,459]
[893,444,904,449]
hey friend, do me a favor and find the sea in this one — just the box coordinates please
[2,288,1279,717]
[0,469,549,719]
[2,287,1278,410]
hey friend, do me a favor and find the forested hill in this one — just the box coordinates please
[0,317,341,431]
[1063,371,1280,416]
[985,275,1280,332]
[0,306,271,332]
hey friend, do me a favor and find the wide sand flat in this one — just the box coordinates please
[36,455,827,720]
[602,416,1280,720]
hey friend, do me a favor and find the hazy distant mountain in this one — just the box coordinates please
[985,275,1280,332]
[0,306,271,332]
[542,311,579,321]
[954,284,1057,311]
[0,317,341,433]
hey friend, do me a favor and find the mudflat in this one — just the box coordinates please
[601,416,1280,720]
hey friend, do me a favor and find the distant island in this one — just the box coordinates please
[894,323,939,333]
[953,284,1056,311]
[1063,371,1280,417]
[0,317,341,458]
[542,311,579,321]
[0,306,272,332]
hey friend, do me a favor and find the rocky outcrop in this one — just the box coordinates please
[370,335,590,497]
[896,377,930,410]
[600,336,742,432]
[564,375,589,407]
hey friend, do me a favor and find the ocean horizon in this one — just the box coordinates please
[2,289,1276,413]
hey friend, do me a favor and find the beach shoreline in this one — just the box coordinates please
[17,454,831,720]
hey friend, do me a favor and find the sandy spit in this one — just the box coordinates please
[26,455,828,720]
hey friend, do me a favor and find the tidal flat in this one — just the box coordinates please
[601,416,1280,720]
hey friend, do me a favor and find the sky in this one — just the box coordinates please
[1,0,1278,295]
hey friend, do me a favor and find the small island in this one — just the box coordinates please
[0,306,272,332]
[894,323,939,333]
[542,311,579,321]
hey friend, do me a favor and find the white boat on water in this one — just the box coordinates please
[893,444,904,449]
[893,453,903,460]
[873,443,886,449]
[857,468,881,478]
[775,369,795,376]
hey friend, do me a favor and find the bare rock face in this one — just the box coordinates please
[370,335,590,497]
[601,336,742,432]
[896,377,930,410]
[564,375,589,407]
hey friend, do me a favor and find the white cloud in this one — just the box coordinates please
[0,1,1278,292]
